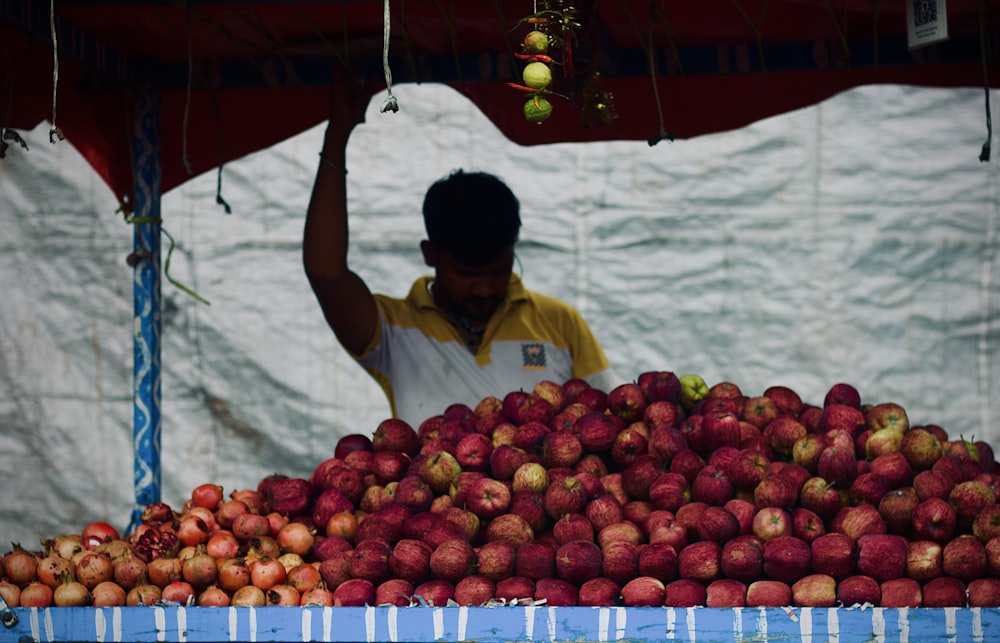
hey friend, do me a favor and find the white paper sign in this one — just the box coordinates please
[907,0,949,49]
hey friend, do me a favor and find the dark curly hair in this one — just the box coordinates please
[422,170,521,266]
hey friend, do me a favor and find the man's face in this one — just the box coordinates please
[424,244,515,324]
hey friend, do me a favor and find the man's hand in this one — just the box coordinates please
[326,65,378,145]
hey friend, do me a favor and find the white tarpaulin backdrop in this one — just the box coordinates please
[1,83,999,546]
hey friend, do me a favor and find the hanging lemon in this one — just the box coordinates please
[522,61,553,90]
[524,97,553,123]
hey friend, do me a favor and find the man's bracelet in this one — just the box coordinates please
[319,151,347,174]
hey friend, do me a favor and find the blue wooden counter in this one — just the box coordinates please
[1,605,998,643]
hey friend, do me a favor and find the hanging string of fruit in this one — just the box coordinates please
[509,1,581,124]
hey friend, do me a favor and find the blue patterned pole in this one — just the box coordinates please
[128,87,162,532]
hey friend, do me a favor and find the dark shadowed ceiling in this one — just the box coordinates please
[3,1,998,202]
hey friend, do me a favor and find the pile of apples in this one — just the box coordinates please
[4,372,1000,609]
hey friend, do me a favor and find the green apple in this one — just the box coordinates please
[679,374,709,410]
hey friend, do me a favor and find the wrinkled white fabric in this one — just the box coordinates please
[1,84,998,545]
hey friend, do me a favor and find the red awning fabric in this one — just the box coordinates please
[2,1,998,203]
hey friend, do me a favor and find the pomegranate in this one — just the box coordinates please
[191,483,225,510]
[249,557,286,591]
[18,582,53,607]
[285,563,322,593]
[75,552,114,589]
[53,578,91,606]
[196,585,231,606]
[45,534,84,560]
[232,513,271,542]
[35,554,74,589]
[230,489,265,514]
[95,539,133,562]
[299,584,335,606]
[0,579,21,607]
[146,556,183,588]
[217,559,251,593]
[231,584,266,606]
[160,580,196,605]
[277,522,315,557]
[245,536,281,563]
[126,584,162,606]
[3,544,38,586]
[81,522,120,551]
[175,515,211,548]
[182,552,219,589]
[214,499,249,529]
[205,530,240,560]
[112,554,148,590]
[265,584,301,606]
[265,512,289,537]
[90,580,127,607]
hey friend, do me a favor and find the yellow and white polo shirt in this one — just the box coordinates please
[352,274,615,427]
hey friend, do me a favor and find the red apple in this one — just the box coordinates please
[475,540,516,582]
[910,497,957,543]
[489,445,532,481]
[948,480,996,528]
[877,487,920,534]
[720,535,764,582]
[810,532,856,580]
[333,578,376,607]
[620,576,666,607]
[610,424,648,467]
[544,475,588,521]
[552,513,594,545]
[502,391,554,426]
[922,577,967,607]
[577,577,621,607]
[702,411,742,451]
[541,431,584,469]
[817,445,858,487]
[648,472,690,513]
[836,575,881,606]
[335,434,374,460]
[554,540,603,585]
[429,539,476,583]
[752,507,791,542]
[791,434,826,473]
[664,578,707,607]
[849,472,892,506]
[790,507,826,543]
[905,539,943,583]
[913,469,954,501]
[597,521,643,549]
[869,452,913,489]
[968,578,1000,607]
[637,370,682,404]
[373,419,421,456]
[762,535,811,584]
[973,503,1000,543]
[745,580,792,607]
[393,475,434,513]
[514,541,556,581]
[706,579,747,607]
[412,578,454,606]
[375,578,415,607]
[723,498,758,535]
[697,506,740,544]
[942,534,988,582]
[484,513,535,549]
[606,383,648,424]
[900,428,945,471]
[835,504,887,541]
[763,385,804,417]
[799,477,843,520]
[418,450,461,494]
[753,475,798,510]
[678,541,722,583]
[823,382,861,409]
[600,540,640,585]
[763,416,807,457]
[494,576,534,603]
[791,573,837,607]
[691,465,735,506]
[879,578,922,608]
[856,534,907,582]
[533,577,577,606]
[465,477,511,520]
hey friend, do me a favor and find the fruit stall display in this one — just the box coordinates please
[2,372,1000,642]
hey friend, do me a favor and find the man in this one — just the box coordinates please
[304,78,615,427]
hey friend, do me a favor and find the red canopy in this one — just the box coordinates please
[2,1,997,203]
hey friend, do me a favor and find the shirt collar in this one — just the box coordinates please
[409,273,526,311]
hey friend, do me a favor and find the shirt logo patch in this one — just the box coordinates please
[522,343,547,370]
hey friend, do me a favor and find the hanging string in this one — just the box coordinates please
[977,0,992,162]
[380,0,399,113]
[182,3,194,174]
[48,0,64,143]
[646,1,672,146]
